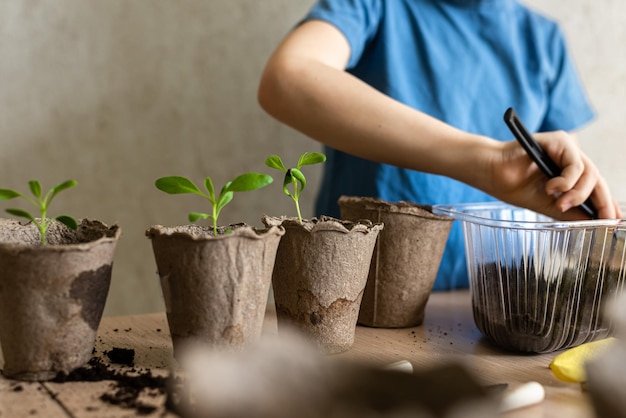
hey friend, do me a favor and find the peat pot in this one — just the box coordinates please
[146,224,284,357]
[0,218,121,381]
[263,215,383,354]
[339,196,453,328]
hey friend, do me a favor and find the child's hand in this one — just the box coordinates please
[489,131,621,220]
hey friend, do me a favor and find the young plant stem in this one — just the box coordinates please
[293,183,303,223]
[39,211,48,245]
[23,194,49,245]
[212,203,218,235]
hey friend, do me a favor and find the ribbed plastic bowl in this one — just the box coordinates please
[433,202,626,353]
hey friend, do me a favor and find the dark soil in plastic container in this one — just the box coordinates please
[472,260,620,353]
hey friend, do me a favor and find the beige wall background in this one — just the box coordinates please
[1,1,624,316]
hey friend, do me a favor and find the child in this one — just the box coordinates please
[257,0,620,289]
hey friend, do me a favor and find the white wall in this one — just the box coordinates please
[0,1,320,316]
[524,0,626,196]
[1,1,624,316]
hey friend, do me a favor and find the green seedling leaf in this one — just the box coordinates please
[189,212,211,222]
[215,191,234,214]
[298,152,326,168]
[290,168,306,195]
[226,173,273,192]
[205,177,215,201]
[282,169,306,198]
[266,152,326,223]
[0,179,78,245]
[55,215,78,230]
[29,180,42,199]
[265,155,287,172]
[0,189,21,200]
[48,180,77,204]
[156,171,274,235]
[6,208,35,222]
[155,176,203,195]
[221,181,232,196]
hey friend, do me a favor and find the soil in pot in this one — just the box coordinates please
[0,218,121,381]
[146,223,284,357]
[263,215,383,354]
[339,196,453,328]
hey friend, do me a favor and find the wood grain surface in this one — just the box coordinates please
[0,290,595,417]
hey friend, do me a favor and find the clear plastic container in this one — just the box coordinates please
[432,202,626,353]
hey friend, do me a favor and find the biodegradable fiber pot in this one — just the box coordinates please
[0,218,121,381]
[339,196,453,328]
[263,215,383,354]
[146,224,284,357]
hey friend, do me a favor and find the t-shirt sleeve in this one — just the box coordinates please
[539,26,595,132]
[302,0,382,68]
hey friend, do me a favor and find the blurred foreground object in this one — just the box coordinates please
[499,382,545,413]
[166,328,498,418]
[585,292,626,417]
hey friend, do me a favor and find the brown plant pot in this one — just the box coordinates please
[0,218,121,381]
[146,223,284,357]
[339,196,453,328]
[263,215,383,354]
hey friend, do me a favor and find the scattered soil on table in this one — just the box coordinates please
[105,347,135,366]
[10,383,24,392]
[51,349,169,416]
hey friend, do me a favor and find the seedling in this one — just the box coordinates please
[265,152,326,223]
[155,173,273,235]
[0,180,78,245]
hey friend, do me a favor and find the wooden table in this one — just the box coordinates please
[0,290,595,417]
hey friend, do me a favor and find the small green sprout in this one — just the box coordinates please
[0,180,78,245]
[155,173,273,235]
[265,152,326,224]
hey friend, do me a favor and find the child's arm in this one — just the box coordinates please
[258,20,620,220]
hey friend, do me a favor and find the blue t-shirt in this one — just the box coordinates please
[304,0,595,289]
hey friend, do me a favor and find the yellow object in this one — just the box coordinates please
[549,338,617,383]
